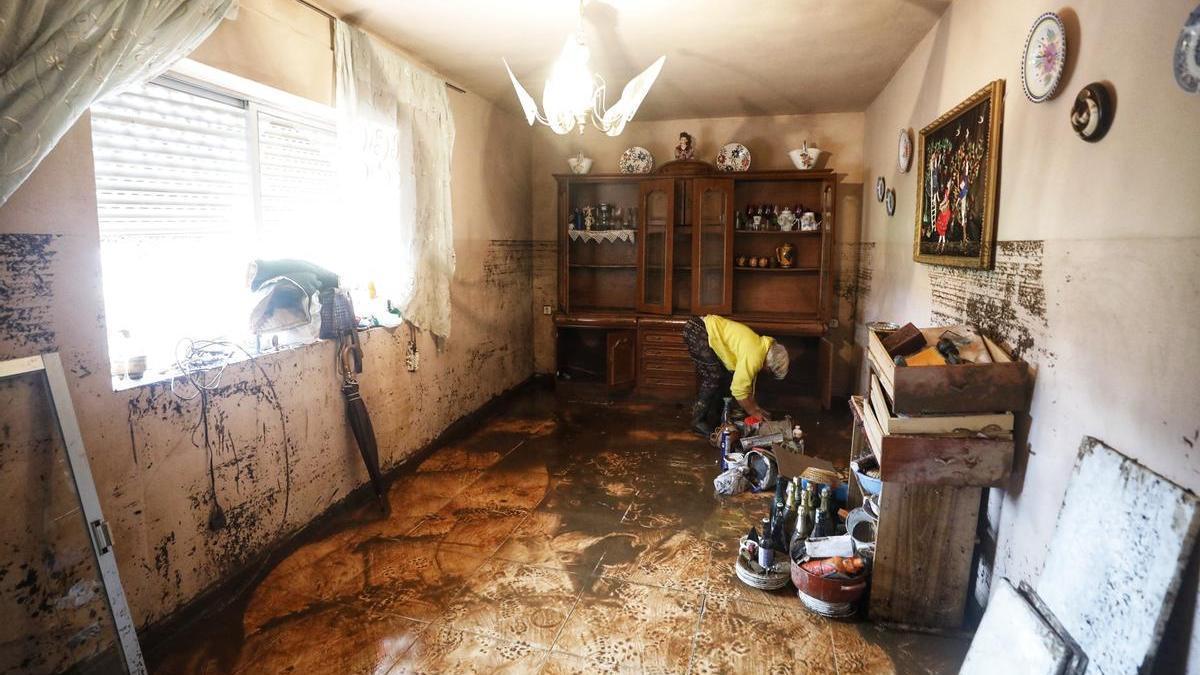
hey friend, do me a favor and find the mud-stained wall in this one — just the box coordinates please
[0,20,533,674]
[859,0,1200,669]
[529,112,866,394]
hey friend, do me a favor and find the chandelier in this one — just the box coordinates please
[503,4,665,136]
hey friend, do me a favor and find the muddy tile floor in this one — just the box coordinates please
[149,387,969,674]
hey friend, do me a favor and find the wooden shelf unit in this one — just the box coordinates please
[554,160,837,405]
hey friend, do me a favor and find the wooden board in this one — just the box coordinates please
[851,396,1014,487]
[1036,437,1200,675]
[869,480,981,629]
[960,579,1073,675]
[869,374,1013,436]
[868,328,1031,414]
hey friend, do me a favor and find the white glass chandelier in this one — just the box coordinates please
[503,4,665,136]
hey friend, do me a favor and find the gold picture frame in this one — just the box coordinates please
[913,80,1005,269]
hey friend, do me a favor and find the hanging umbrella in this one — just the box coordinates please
[339,325,387,510]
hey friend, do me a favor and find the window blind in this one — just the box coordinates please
[91,80,253,238]
[256,111,338,246]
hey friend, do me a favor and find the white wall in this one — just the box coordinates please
[861,0,1200,670]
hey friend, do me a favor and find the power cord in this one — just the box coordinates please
[170,338,292,533]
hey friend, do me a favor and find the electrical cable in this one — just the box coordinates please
[171,338,292,530]
[159,337,299,633]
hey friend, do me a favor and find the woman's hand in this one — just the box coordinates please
[738,397,770,421]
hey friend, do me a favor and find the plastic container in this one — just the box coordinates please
[854,468,882,495]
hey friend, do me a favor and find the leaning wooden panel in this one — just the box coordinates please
[870,482,982,629]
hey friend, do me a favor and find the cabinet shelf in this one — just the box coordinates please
[569,263,637,270]
[734,266,819,273]
[734,230,822,236]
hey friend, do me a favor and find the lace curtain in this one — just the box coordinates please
[334,21,456,339]
[0,0,236,206]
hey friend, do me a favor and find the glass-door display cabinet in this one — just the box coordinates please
[554,160,836,407]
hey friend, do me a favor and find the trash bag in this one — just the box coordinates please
[714,452,751,496]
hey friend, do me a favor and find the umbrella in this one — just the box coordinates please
[339,333,387,510]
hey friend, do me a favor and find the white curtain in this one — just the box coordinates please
[334,21,456,339]
[0,0,236,205]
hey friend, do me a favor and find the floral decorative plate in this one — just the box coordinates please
[618,146,654,174]
[884,188,896,216]
[897,128,913,173]
[715,143,751,172]
[1174,4,1200,93]
[875,176,886,202]
[1021,12,1067,102]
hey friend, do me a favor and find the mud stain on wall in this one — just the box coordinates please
[482,239,534,287]
[928,240,1049,360]
[836,241,874,304]
[0,234,59,354]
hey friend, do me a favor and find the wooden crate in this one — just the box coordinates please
[853,396,1013,487]
[867,327,1032,415]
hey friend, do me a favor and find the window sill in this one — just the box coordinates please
[109,337,321,393]
[107,323,401,394]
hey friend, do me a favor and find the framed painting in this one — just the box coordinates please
[913,80,1005,269]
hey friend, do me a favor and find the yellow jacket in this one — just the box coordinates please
[702,315,773,400]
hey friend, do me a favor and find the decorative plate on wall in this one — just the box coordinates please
[715,143,751,172]
[1021,12,1067,102]
[897,128,913,173]
[1174,4,1200,93]
[875,176,886,202]
[884,188,896,216]
[1070,82,1113,142]
[618,146,654,174]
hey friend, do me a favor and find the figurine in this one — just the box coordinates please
[583,205,596,231]
[674,131,695,160]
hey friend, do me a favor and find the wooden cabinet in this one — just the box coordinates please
[636,319,696,398]
[692,178,734,314]
[637,178,675,314]
[605,330,636,389]
[554,160,837,404]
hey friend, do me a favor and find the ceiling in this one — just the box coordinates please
[320,0,952,120]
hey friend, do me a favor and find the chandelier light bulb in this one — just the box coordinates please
[503,11,664,136]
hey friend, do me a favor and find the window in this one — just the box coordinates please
[91,74,339,385]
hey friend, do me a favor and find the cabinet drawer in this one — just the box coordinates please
[642,345,691,360]
[641,374,695,389]
[642,331,687,347]
[644,359,694,375]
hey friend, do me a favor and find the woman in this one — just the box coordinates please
[683,315,789,436]
[935,183,952,252]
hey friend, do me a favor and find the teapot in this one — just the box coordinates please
[777,207,797,232]
[775,242,796,268]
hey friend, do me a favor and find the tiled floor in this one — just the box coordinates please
[150,387,969,674]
